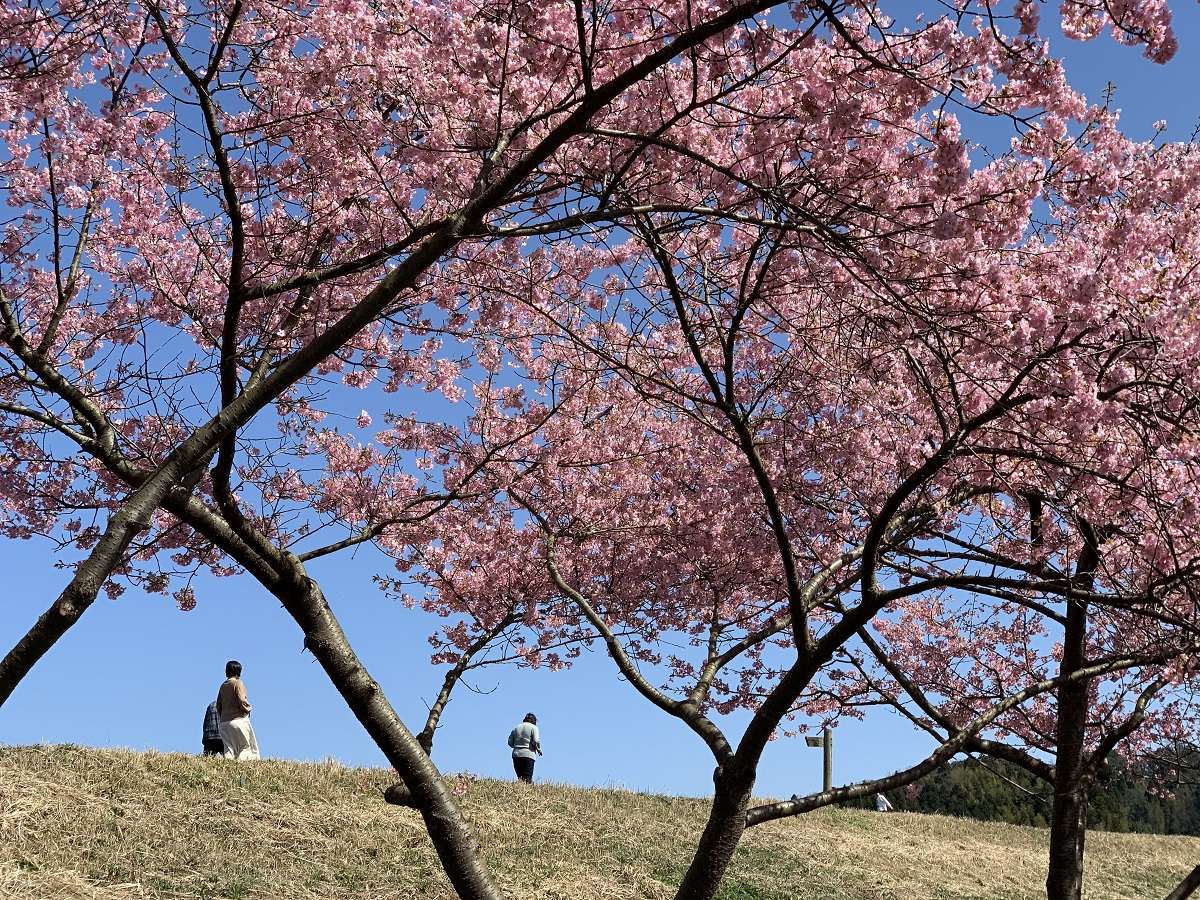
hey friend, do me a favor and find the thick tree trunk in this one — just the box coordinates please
[1166,865,1200,900]
[1046,581,1091,900]
[0,553,126,705]
[271,557,504,900]
[0,458,203,705]
[1046,769,1088,900]
[672,767,755,900]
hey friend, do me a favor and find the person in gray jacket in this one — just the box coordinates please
[507,712,542,783]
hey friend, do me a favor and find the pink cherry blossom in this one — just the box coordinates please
[0,2,1197,900]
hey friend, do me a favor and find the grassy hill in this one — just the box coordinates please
[0,745,1195,900]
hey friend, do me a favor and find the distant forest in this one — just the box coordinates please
[865,747,1200,835]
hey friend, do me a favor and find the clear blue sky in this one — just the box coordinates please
[2,3,1199,799]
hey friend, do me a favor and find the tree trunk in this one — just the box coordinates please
[672,767,755,900]
[0,459,201,705]
[1046,568,1092,900]
[1046,769,1088,900]
[1166,865,1200,900]
[0,570,112,706]
[272,557,505,900]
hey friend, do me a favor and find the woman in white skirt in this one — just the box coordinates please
[216,659,260,760]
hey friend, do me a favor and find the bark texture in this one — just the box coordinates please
[672,767,755,900]
[1046,534,1097,900]
[0,453,204,705]
[269,557,505,900]
[1166,865,1200,900]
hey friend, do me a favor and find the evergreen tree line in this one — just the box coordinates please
[852,745,1200,835]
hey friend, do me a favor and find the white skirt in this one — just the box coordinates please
[218,716,260,760]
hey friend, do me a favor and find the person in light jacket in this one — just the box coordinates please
[507,712,541,783]
[216,659,260,760]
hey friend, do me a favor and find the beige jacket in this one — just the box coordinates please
[216,677,252,721]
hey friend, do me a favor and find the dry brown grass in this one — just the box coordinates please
[0,744,1194,900]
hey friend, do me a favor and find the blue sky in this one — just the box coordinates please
[2,1,1200,800]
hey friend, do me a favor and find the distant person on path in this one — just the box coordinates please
[216,660,260,760]
[201,700,224,756]
[875,792,894,813]
[507,713,541,783]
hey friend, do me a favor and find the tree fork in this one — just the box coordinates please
[0,376,503,900]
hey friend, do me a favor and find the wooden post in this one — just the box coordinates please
[823,727,833,793]
[805,728,833,794]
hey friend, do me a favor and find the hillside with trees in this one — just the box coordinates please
[884,749,1200,836]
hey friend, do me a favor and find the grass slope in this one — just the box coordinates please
[0,745,1194,900]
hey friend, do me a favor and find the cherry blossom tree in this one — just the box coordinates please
[410,118,1200,898]
[839,539,1200,899]
[0,2,814,896]
[0,2,1196,900]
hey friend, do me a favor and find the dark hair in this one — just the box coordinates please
[523,712,537,725]
[226,660,242,678]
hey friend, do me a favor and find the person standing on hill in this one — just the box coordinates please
[216,660,260,760]
[507,712,541,783]
[201,700,224,756]
[875,792,894,813]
